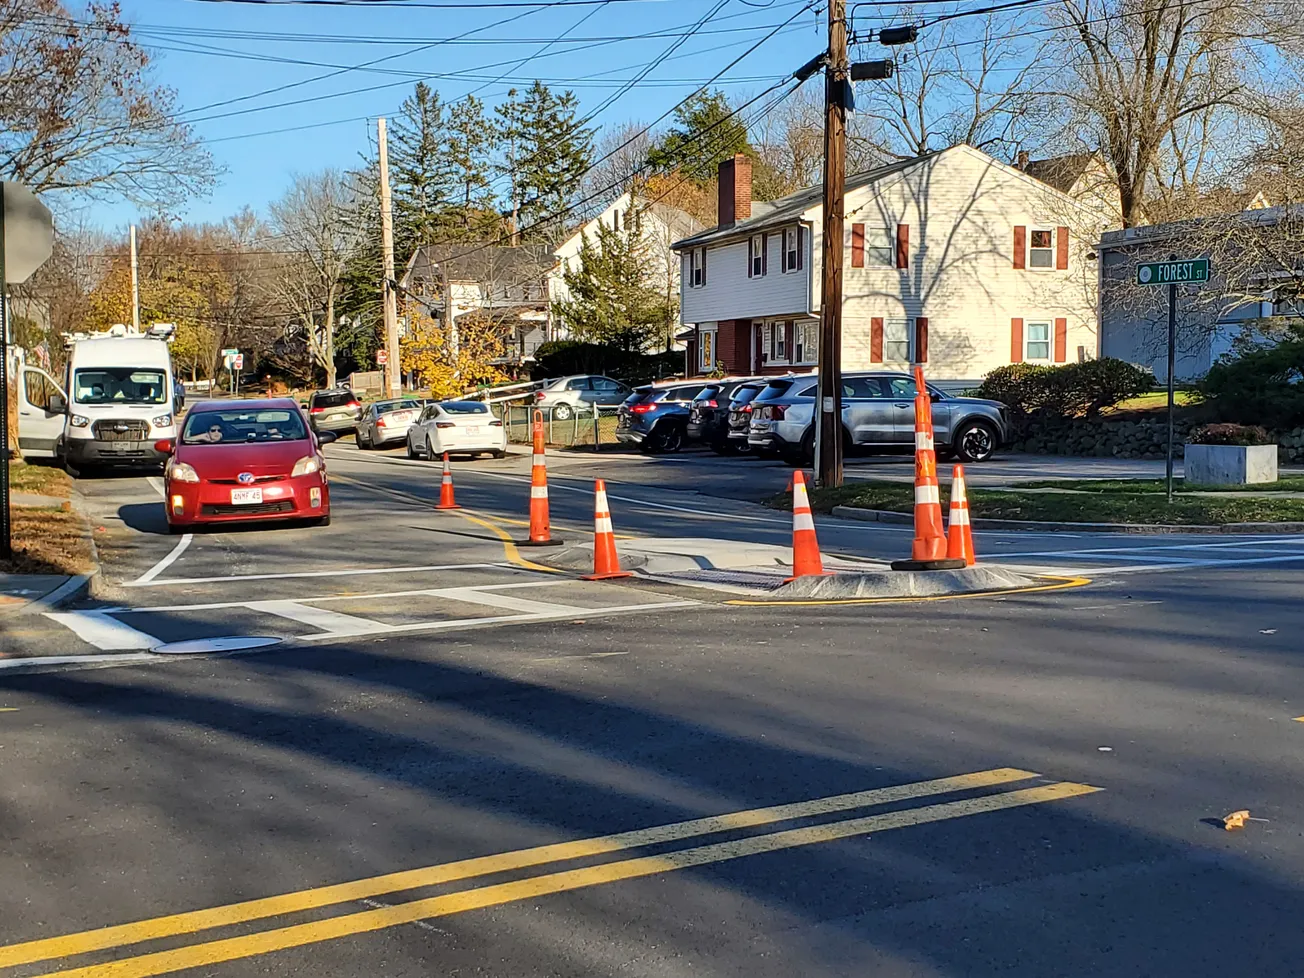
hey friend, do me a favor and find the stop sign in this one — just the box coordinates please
[3,183,53,285]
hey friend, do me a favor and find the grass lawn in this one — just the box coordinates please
[1016,477,1304,494]
[0,508,95,575]
[7,460,72,498]
[775,480,1304,525]
[1102,391,1200,414]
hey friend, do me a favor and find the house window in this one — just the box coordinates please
[782,227,803,272]
[1025,321,1052,360]
[749,234,766,278]
[759,321,787,363]
[855,227,894,267]
[699,329,715,372]
[1028,230,1054,269]
[689,248,706,288]
[794,321,818,363]
[883,319,910,361]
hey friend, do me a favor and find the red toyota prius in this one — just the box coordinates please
[159,398,336,533]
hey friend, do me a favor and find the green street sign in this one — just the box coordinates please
[1137,258,1210,286]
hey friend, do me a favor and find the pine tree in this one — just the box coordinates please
[443,94,496,238]
[336,158,384,373]
[390,82,454,256]
[498,81,594,242]
[649,89,755,182]
[552,214,675,353]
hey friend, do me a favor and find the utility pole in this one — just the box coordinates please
[129,224,140,332]
[815,0,848,489]
[377,117,401,398]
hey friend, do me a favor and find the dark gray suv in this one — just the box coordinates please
[748,371,1009,464]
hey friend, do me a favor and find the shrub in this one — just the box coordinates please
[1186,423,1273,446]
[975,358,1155,432]
[1199,335,1304,429]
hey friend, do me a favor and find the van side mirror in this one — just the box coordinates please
[154,439,175,454]
[49,393,66,414]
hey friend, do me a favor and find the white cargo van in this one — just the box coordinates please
[16,325,180,470]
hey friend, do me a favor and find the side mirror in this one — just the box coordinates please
[49,393,66,414]
[316,430,339,445]
[154,439,175,454]
[930,391,943,403]
[300,401,309,408]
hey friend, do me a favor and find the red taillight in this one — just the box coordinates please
[435,421,455,429]
[309,406,324,413]
[630,403,657,414]
[489,420,503,427]
[377,417,388,427]
[742,404,753,413]
[768,405,786,420]
[702,399,718,408]
[535,391,545,401]
[347,401,361,410]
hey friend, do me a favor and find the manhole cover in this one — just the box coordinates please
[658,569,788,591]
[153,636,283,655]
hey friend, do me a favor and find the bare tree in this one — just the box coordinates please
[1045,0,1304,227]
[582,121,654,212]
[265,171,357,388]
[0,0,216,211]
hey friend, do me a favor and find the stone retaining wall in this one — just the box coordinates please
[1009,419,1304,462]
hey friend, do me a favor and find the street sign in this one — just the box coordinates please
[221,348,239,357]
[3,182,53,285]
[232,353,244,370]
[376,349,389,366]
[1137,258,1210,286]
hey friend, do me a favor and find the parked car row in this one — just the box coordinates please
[615,371,1009,465]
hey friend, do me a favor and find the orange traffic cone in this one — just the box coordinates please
[521,409,562,547]
[946,464,975,566]
[891,366,964,571]
[582,479,633,580]
[435,452,460,510]
[785,469,827,581]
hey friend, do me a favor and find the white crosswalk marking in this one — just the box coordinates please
[45,612,159,651]
[246,601,393,637]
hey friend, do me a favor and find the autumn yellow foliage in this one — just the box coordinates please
[400,308,510,399]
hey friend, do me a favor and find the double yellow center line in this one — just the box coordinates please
[1,768,1099,978]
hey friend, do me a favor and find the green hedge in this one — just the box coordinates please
[529,341,683,386]
[1199,331,1304,430]
[975,359,1154,433]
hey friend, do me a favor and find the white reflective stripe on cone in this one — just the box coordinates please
[794,488,811,507]
[531,485,549,499]
[442,474,453,484]
[595,517,614,535]
[915,484,940,505]
[533,454,547,466]
[915,432,934,451]
[794,512,817,532]
[949,507,971,525]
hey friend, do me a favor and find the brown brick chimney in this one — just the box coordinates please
[717,154,752,227]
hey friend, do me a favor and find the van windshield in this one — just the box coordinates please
[74,368,168,405]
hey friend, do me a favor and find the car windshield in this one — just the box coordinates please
[73,368,168,406]
[181,409,308,445]
[375,400,420,415]
[438,401,490,415]
[312,391,354,408]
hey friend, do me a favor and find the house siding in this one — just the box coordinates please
[680,231,811,325]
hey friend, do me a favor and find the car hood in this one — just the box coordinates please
[944,395,1005,409]
[176,441,316,478]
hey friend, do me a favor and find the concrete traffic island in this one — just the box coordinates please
[767,564,1040,601]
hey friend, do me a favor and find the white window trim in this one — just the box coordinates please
[782,227,802,274]
[759,320,790,365]
[1024,320,1053,361]
[749,234,766,278]
[1027,229,1055,271]
[883,318,912,363]
[688,247,706,288]
[793,320,819,364]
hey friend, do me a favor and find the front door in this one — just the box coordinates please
[18,366,67,458]
[885,374,952,443]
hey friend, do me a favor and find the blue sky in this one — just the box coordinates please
[97,0,830,229]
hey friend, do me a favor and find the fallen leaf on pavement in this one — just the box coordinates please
[1223,809,1251,831]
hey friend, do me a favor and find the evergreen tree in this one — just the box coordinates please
[498,81,594,242]
[649,89,755,181]
[443,94,496,238]
[390,82,454,256]
[335,158,384,372]
[552,214,675,353]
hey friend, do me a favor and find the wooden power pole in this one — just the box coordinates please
[377,117,401,398]
[816,0,848,489]
[129,224,140,332]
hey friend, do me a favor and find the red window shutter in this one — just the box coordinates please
[761,235,768,276]
[1013,226,1026,270]
[784,320,794,361]
[1056,226,1069,270]
[915,317,928,364]
[870,317,884,363]
[896,224,909,269]
[1011,318,1024,362]
[1054,318,1068,362]
[851,223,865,268]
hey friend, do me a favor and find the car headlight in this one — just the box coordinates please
[291,454,322,477]
[69,414,90,428]
[152,414,173,429]
[168,461,200,483]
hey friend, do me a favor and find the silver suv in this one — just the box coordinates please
[748,371,1008,464]
[533,374,632,420]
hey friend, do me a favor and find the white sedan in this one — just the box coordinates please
[406,400,508,460]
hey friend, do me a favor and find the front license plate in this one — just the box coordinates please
[465,425,479,434]
[231,488,263,505]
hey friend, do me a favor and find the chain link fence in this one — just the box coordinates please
[500,403,626,450]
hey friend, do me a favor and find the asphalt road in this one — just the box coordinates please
[1,444,1302,976]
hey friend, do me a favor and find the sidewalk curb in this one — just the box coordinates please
[829,505,1304,535]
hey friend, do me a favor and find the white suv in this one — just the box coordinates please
[533,374,632,420]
